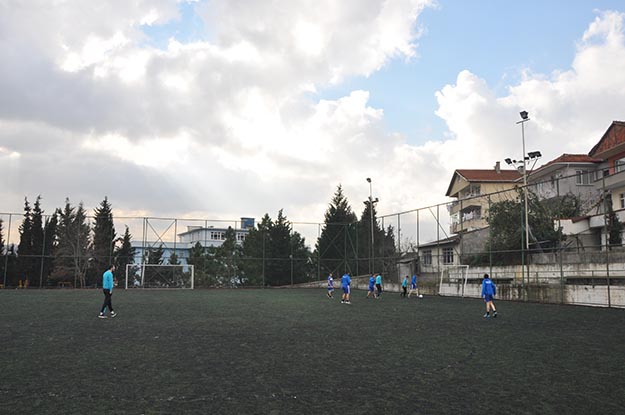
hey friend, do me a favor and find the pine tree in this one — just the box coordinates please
[315,185,358,276]
[188,242,211,287]
[52,199,91,287]
[74,203,91,287]
[115,226,136,277]
[92,197,116,282]
[241,214,273,286]
[17,197,33,286]
[31,196,45,287]
[213,227,243,286]
[358,199,384,275]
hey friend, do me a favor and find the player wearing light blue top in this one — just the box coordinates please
[481,273,497,318]
[366,274,376,299]
[98,265,117,319]
[327,273,335,298]
[375,273,382,297]
[401,275,409,297]
[340,273,351,304]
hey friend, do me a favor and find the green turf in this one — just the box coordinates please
[1,289,624,414]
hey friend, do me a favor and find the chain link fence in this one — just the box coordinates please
[2,170,625,307]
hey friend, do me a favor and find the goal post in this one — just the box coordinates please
[125,264,195,289]
[439,265,470,297]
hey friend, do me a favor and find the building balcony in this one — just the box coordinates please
[598,168,625,190]
[447,197,483,215]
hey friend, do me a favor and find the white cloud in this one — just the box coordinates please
[1,3,625,246]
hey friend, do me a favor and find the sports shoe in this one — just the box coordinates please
[483,313,490,318]
[98,313,107,319]
[345,301,351,305]
[111,311,117,318]
[341,300,345,304]
[493,312,498,318]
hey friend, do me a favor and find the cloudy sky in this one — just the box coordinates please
[1,0,625,242]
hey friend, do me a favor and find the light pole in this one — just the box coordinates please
[517,110,531,254]
[505,111,541,292]
[366,178,378,274]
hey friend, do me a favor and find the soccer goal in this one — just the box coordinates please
[125,264,195,289]
[439,265,470,297]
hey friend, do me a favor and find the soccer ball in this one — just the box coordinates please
[419,294,423,298]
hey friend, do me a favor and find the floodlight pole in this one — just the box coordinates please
[367,178,375,274]
[517,111,531,291]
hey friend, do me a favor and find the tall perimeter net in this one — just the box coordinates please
[125,264,195,289]
[439,265,470,297]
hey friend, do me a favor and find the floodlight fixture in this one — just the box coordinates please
[520,110,529,120]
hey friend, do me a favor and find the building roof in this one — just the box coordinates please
[417,235,460,249]
[446,169,521,197]
[588,121,625,158]
[531,153,602,177]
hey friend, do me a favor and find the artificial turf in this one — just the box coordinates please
[1,288,624,414]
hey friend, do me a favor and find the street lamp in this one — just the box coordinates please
[366,178,379,274]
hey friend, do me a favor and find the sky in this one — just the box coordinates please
[1,0,625,244]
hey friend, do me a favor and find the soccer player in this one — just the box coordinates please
[401,275,409,297]
[408,273,420,298]
[366,274,376,299]
[327,273,335,298]
[481,273,497,318]
[341,272,351,304]
[98,264,117,319]
[375,273,383,297]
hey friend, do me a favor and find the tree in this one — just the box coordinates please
[17,197,34,285]
[52,199,91,287]
[42,210,58,286]
[31,196,45,286]
[114,226,136,278]
[92,197,116,283]
[241,214,273,286]
[187,242,212,287]
[211,227,242,286]
[606,202,623,249]
[315,185,358,277]
[241,211,311,286]
[486,190,563,265]
[357,199,385,275]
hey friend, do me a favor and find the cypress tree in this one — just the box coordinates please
[17,197,33,285]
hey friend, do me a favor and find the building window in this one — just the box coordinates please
[620,194,625,209]
[575,170,591,185]
[210,231,225,241]
[422,250,432,266]
[442,248,454,264]
[236,233,246,242]
[615,158,625,173]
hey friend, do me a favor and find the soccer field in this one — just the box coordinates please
[1,289,624,414]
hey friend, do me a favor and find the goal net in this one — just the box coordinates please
[125,264,195,289]
[439,265,470,297]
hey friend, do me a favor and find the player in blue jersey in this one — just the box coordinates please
[326,273,335,298]
[408,273,420,298]
[366,274,376,299]
[481,273,497,318]
[341,273,351,304]
[401,275,409,297]
[375,273,383,297]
